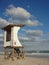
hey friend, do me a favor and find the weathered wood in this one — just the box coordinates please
[4,47,9,59]
[4,46,24,60]
[21,48,24,59]
[2,24,25,31]
[2,24,25,60]
[11,47,14,61]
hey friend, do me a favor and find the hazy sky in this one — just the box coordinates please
[0,0,49,51]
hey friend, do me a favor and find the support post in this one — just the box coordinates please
[4,47,9,59]
[22,47,24,59]
[11,47,14,61]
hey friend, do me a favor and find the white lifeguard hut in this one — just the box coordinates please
[2,24,25,60]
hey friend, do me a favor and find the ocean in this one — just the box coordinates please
[25,53,49,58]
[0,51,49,58]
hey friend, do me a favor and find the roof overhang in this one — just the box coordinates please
[2,24,25,31]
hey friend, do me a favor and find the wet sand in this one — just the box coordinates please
[0,55,49,65]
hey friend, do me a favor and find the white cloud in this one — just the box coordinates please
[0,38,3,41]
[5,5,30,19]
[40,38,49,43]
[0,18,9,28]
[19,28,43,44]
[43,33,49,37]
[19,36,29,40]
[0,34,3,37]
[0,44,3,46]
[5,5,43,26]
[22,29,43,36]
[29,30,43,36]
[25,20,43,26]
[0,34,4,41]
[19,31,42,45]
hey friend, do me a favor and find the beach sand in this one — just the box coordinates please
[0,55,49,65]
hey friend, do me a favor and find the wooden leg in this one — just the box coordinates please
[11,48,14,61]
[4,47,9,59]
[19,48,24,59]
[17,52,20,59]
[4,47,6,59]
[22,48,24,59]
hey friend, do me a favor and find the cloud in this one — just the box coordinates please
[18,30,42,45]
[22,29,43,36]
[19,36,40,42]
[19,34,41,47]
[19,36,29,40]
[0,34,3,37]
[18,28,44,47]
[38,33,49,43]
[29,30,43,36]
[5,5,43,26]
[0,18,9,28]
[43,33,49,36]
[0,38,3,41]
[40,38,49,43]
[19,35,31,43]
[25,20,43,26]
[6,5,30,19]
[0,34,4,41]
[19,28,43,45]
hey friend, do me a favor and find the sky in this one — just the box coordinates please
[0,0,49,51]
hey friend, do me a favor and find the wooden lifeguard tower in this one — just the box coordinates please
[2,24,25,60]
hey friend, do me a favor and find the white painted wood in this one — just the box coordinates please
[4,31,11,47]
[4,26,22,47]
[4,31,6,47]
[11,26,22,46]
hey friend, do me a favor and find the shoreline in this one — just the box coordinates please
[0,52,49,58]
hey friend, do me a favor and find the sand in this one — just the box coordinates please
[0,55,49,65]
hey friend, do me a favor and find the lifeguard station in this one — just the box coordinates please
[2,24,25,60]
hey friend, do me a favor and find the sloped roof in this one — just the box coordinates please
[2,24,25,31]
